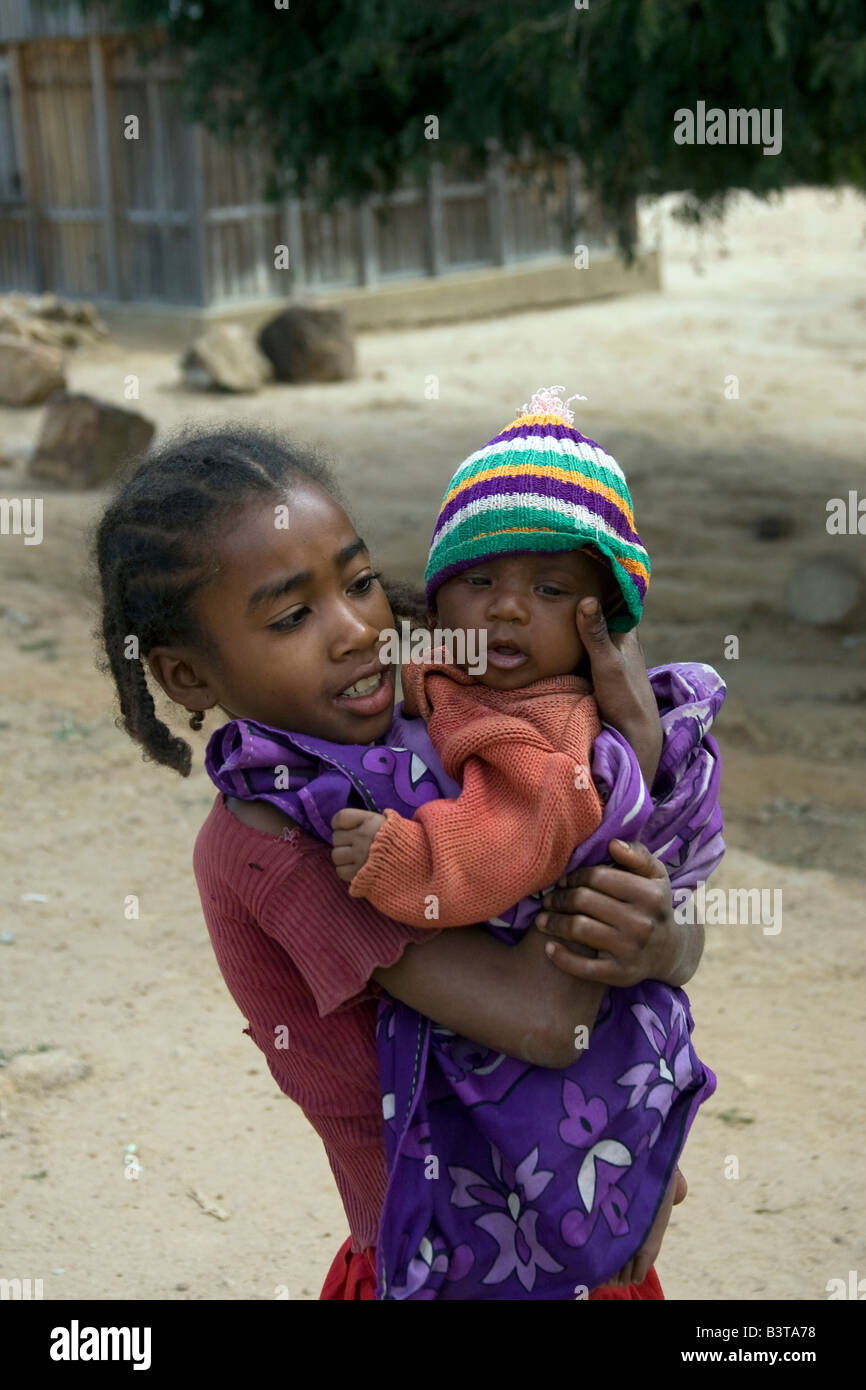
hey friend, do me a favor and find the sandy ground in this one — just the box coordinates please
[1,187,864,1302]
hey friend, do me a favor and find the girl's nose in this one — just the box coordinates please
[331,601,381,656]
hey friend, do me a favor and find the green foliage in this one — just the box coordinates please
[68,0,865,249]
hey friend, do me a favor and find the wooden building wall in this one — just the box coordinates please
[0,27,600,308]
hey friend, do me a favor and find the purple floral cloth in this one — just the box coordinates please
[205,662,725,1300]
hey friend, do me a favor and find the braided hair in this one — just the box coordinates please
[93,425,425,777]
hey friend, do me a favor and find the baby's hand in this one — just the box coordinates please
[330,809,386,883]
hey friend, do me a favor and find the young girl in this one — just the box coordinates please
[94,424,706,1300]
[204,396,726,1299]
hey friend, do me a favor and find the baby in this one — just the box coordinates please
[331,387,659,929]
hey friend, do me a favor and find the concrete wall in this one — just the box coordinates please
[98,250,660,346]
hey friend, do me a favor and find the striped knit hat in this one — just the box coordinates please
[424,386,650,631]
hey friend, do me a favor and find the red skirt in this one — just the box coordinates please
[320,1237,663,1301]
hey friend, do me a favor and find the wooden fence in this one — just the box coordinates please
[0,28,606,307]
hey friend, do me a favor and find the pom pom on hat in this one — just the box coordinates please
[424,386,650,631]
[517,385,587,425]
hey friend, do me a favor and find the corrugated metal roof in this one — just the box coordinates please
[0,1,121,42]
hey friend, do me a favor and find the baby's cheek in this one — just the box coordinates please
[538,610,581,676]
[436,595,475,631]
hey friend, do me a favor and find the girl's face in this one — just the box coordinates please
[149,484,396,744]
[433,549,620,690]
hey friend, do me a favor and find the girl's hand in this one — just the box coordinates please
[604,1168,687,1290]
[331,808,386,883]
[534,839,701,989]
[576,598,662,788]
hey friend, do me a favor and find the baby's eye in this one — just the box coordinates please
[464,574,490,586]
[537,585,565,596]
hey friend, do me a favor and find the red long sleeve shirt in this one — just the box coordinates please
[349,661,604,927]
[193,793,440,1251]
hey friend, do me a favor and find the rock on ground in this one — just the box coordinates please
[258,302,356,382]
[785,555,864,626]
[180,323,274,393]
[0,293,110,349]
[3,1048,91,1093]
[28,393,155,488]
[0,334,66,406]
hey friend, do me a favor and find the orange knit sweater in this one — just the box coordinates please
[348,658,604,928]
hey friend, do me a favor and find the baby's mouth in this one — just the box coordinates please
[486,641,529,671]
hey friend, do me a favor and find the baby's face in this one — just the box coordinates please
[433,549,620,690]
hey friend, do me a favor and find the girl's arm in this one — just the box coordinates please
[575,599,663,787]
[373,922,604,1070]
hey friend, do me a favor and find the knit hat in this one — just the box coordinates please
[424,386,650,631]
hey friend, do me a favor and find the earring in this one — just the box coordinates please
[188,711,205,731]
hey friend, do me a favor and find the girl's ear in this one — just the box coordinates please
[147,647,219,717]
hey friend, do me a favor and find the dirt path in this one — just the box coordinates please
[1,187,864,1300]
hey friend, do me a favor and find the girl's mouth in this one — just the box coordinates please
[486,643,529,671]
[333,665,394,716]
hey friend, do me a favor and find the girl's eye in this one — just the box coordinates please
[350,569,382,595]
[537,585,565,597]
[269,608,308,632]
[267,571,380,631]
[464,575,490,586]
